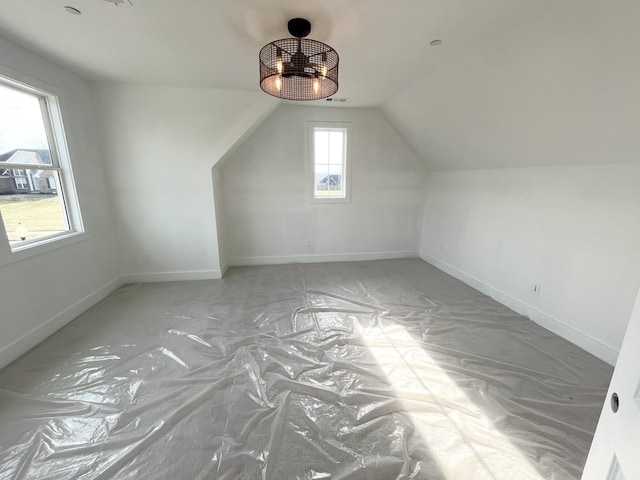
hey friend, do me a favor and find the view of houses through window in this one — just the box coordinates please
[312,125,348,200]
[0,79,70,247]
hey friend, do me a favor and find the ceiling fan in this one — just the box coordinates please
[259,18,339,101]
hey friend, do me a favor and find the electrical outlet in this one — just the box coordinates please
[532,283,541,295]
[304,239,313,250]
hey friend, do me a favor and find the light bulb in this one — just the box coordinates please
[276,48,283,74]
[321,53,327,77]
[275,76,282,91]
[313,77,320,94]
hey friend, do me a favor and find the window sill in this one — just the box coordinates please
[310,196,351,204]
[0,231,88,268]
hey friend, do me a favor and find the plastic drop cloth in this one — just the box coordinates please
[0,259,612,480]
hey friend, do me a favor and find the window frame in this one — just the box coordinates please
[308,121,352,204]
[0,67,85,261]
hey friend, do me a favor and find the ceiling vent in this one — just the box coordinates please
[101,0,133,6]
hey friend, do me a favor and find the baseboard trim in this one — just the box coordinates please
[229,251,419,267]
[420,251,618,366]
[121,269,223,284]
[0,276,124,370]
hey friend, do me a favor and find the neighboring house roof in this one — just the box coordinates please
[0,148,52,165]
[318,174,341,186]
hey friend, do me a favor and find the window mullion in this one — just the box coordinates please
[1,163,59,171]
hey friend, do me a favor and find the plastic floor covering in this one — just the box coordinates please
[0,259,613,479]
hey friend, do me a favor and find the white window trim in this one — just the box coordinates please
[308,121,352,204]
[0,65,85,259]
[0,216,87,267]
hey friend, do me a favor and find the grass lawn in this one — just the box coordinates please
[0,194,66,241]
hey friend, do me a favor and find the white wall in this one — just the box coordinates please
[419,164,640,364]
[219,106,425,265]
[0,36,120,368]
[378,0,640,364]
[211,167,228,275]
[94,84,276,282]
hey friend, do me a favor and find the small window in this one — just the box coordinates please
[13,170,29,190]
[309,122,351,202]
[0,74,83,250]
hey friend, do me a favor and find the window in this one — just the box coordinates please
[309,122,351,202]
[0,74,82,251]
[13,170,28,189]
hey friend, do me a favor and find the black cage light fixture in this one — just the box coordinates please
[259,18,339,101]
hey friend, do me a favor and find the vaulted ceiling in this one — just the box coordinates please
[0,0,525,106]
[0,0,638,170]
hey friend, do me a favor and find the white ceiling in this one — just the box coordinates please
[1,0,638,170]
[382,0,640,169]
[0,0,525,107]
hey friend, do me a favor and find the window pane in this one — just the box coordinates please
[328,131,344,165]
[314,164,330,194]
[0,83,50,153]
[0,171,68,245]
[328,162,342,177]
[0,79,76,247]
[326,164,343,192]
[314,130,329,165]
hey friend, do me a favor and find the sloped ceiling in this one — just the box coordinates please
[0,0,638,171]
[382,0,640,170]
[0,0,523,106]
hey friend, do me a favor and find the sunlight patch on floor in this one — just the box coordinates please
[362,321,543,480]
